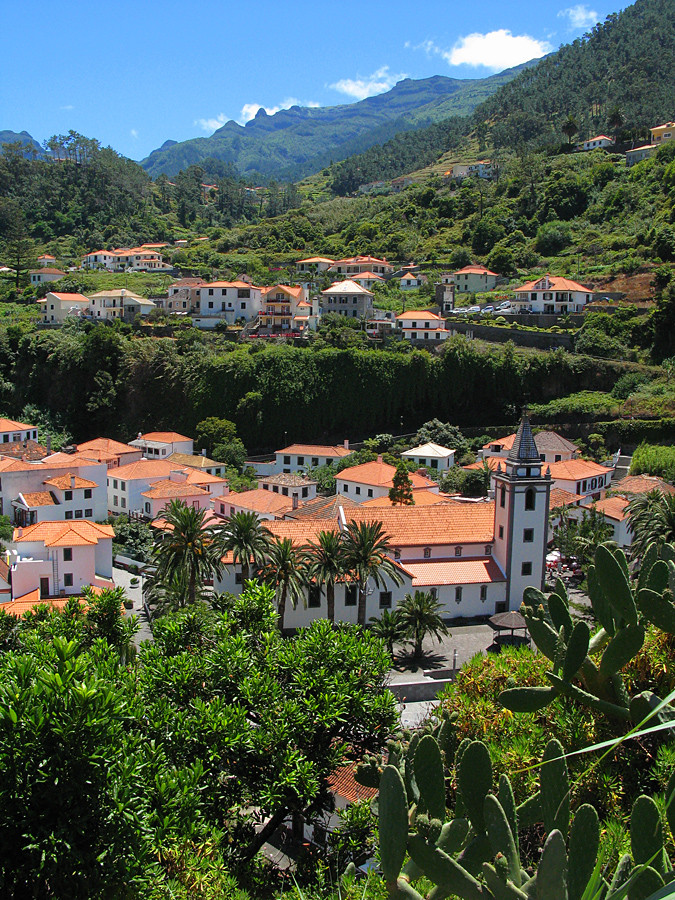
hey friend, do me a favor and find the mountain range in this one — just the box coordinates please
[139,64,535,181]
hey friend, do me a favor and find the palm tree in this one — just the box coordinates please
[262,537,308,630]
[398,591,449,658]
[306,529,346,624]
[369,608,406,657]
[219,510,270,583]
[153,500,223,606]
[561,114,579,146]
[144,568,210,616]
[627,490,675,558]
[342,519,404,627]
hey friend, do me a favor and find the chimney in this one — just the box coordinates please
[137,432,142,440]
[343,439,349,449]
[223,484,230,496]
[292,494,299,510]
[16,527,22,539]
[377,454,383,464]
[70,475,76,489]
[169,469,188,483]
[202,448,207,456]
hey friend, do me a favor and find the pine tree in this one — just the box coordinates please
[389,462,414,506]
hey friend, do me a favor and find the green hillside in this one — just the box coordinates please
[140,67,531,181]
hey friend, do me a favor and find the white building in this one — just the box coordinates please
[0,455,108,522]
[321,280,374,319]
[9,520,114,599]
[578,135,614,151]
[83,245,172,272]
[482,430,578,465]
[193,281,263,328]
[401,442,455,471]
[30,268,65,286]
[295,257,334,274]
[400,273,428,290]
[453,266,499,294]
[215,488,294,522]
[511,275,592,314]
[396,310,449,342]
[352,272,385,291]
[12,473,100,527]
[260,285,319,333]
[38,291,90,324]
[37,254,57,267]
[0,417,38,445]
[129,431,194,457]
[140,472,213,519]
[108,458,227,517]
[327,256,394,276]
[336,457,438,503]
[546,458,613,501]
[268,443,353,475]
[626,145,656,167]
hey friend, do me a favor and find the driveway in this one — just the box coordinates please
[114,566,153,646]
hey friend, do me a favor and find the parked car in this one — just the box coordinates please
[466,305,481,314]
[481,306,494,315]
[497,301,512,311]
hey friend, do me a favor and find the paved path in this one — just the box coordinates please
[114,567,153,646]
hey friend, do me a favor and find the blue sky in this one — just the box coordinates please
[1,0,626,161]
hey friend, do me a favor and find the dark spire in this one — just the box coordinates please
[508,411,540,463]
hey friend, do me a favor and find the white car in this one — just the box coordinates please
[466,305,481,314]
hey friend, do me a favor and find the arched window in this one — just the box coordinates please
[525,488,535,511]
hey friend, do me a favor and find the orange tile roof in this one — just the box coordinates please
[183,469,227,486]
[284,495,361,520]
[20,491,57,507]
[360,489,451,507]
[464,457,502,472]
[297,257,334,264]
[201,280,254,289]
[32,267,65,275]
[78,438,140,456]
[613,475,675,496]
[549,488,583,509]
[0,417,35,432]
[0,454,101,473]
[226,488,293,515]
[514,275,590,294]
[47,292,90,303]
[396,310,443,321]
[337,460,436,490]
[343,503,495,546]
[141,480,210,499]
[328,765,378,803]
[331,255,390,266]
[546,459,613,481]
[592,497,629,522]
[402,557,504,586]
[454,266,498,276]
[43,473,98,490]
[262,284,304,298]
[14,520,114,547]
[278,444,353,458]
[352,271,384,280]
[38,254,56,259]
[113,459,180,480]
[137,431,191,443]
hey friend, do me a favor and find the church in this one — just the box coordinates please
[214,417,551,627]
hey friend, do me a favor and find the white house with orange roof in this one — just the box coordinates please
[578,135,614,151]
[482,430,578,465]
[351,271,384,291]
[12,473,101,527]
[215,487,294,522]
[30,267,65,286]
[546,458,613,501]
[295,257,334,274]
[271,442,353,475]
[140,471,213,519]
[107,458,227,516]
[396,310,449,342]
[0,455,107,522]
[453,265,499,293]
[37,254,57,267]
[260,284,318,332]
[129,431,194,457]
[0,417,38,444]
[327,256,394,276]
[76,438,143,469]
[336,456,439,503]
[511,274,592,314]
[192,280,263,327]
[82,245,172,273]
[38,291,90,324]
[321,280,374,319]
[400,272,428,290]
[8,520,114,600]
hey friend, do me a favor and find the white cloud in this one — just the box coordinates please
[558,4,599,29]
[196,113,228,132]
[196,98,319,132]
[444,29,552,70]
[130,128,138,139]
[329,66,408,101]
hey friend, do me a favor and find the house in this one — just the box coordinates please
[0,455,108,522]
[82,245,172,273]
[453,266,499,293]
[258,472,319,503]
[129,431,194,457]
[511,275,592,314]
[327,256,394,276]
[545,458,613,501]
[626,145,656,167]
[400,273,428,290]
[37,254,56,267]
[164,278,206,315]
[482,430,578,464]
[352,271,385,291]
[214,488,294,522]
[106,458,227,517]
[0,418,38,444]
[270,443,353,475]
[391,176,414,191]
[9,520,114,600]
[121,294,157,321]
[30,268,65,285]
[260,285,319,333]
[193,281,263,328]
[650,122,675,145]
[401,442,456,471]
[166,452,227,478]
[75,438,143,469]
[358,181,387,194]
[38,291,90,324]
[396,310,449,342]
[295,257,334,274]
[578,135,614,151]
[366,311,397,338]
[336,456,438,503]
[321,280,374,319]
[88,289,152,322]
[0,440,48,462]
[451,162,496,181]
[140,472,212,519]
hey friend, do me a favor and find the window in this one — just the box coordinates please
[455,587,462,603]
[284,455,291,465]
[121,498,126,509]
[63,548,72,562]
[145,502,151,514]
[281,487,288,497]
[423,547,431,559]
[485,545,492,555]
[521,561,532,576]
[113,479,118,489]
[430,588,438,600]
[343,484,349,493]
[379,591,392,609]
[75,510,83,519]
[85,509,92,518]
[113,496,118,507]
[367,489,373,498]
[480,585,487,603]
[297,456,304,466]
[65,511,73,520]
[308,585,321,608]
[345,585,357,606]
[525,488,535,511]
[523,528,534,543]
[84,488,92,499]
[394,549,401,560]
[554,454,561,462]
[355,486,361,495]
[302,487,308,498]
[500,485,506,508]
[64,573,73,587]
[312,457,319,467]
[455,546,462,557]
[64,490,72,501]
[235,572,242,585]
[498,525,504,539]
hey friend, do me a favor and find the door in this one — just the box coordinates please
[40,577,49,597]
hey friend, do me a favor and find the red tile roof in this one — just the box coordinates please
[14,521,114,547]
[360,489,450,507]
[0,417,35,432]
[403,557,504,586]
[337,460,436,490]
[261,284,304,299]
[514,275,590,294]
[141,480,209,499]
[396,310,444,321]
[592,497,629,522]
[613,475,675,496]
[328,765,378,803]
[225,489,293,515]
[47,292,90,303]
[546,459,613,481]
[454,266,498,276]
[344,503,495,546]
[137,431,191,443]
[20,491,57,507]
[43,473,98,490]
[549,488,584,509]
[77,438,140,456]
[278,444,352,458]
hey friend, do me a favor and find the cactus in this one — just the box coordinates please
[373,728,675,900]
[500,541,675,727]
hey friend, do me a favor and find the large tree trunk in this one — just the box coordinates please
[243,805,289,860]
[241,560,249,584]
[278,584,287,631]
[357,584,367,627]
[327,581,335,624]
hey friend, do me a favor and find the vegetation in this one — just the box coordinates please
[397,590,449,658]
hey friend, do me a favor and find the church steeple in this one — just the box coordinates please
[508,413,540,464]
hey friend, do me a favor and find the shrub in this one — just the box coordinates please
[630,442,675,482]
[535,220,572,255]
